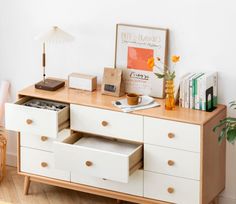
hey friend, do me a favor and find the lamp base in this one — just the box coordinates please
[35,79,65,91]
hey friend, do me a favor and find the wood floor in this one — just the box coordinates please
[0,167,133,204]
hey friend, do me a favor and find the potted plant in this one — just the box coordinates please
[213,101,236,143]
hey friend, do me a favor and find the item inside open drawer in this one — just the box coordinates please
[54,133,143,183]
[5,97,70,138]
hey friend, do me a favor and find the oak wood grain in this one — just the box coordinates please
[18,83,226,125]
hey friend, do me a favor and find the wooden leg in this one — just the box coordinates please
[211,197,219,204]
[23,176,31,195]
[117,199,122,204]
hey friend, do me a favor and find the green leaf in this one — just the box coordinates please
[226,129,236,144]
[154,73,165,78]
[213,120,227,132]
[229,101,236,109]
[169,72,176,80]
[219,117,236,123]
[218,127,227,143]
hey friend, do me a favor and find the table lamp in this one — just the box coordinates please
[35,26,74,91]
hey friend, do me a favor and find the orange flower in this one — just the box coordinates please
[147,57,155,68]
[171,55,180,63]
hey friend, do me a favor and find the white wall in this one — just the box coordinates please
[0,0,235,203]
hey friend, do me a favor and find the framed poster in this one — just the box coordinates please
[115,24,168,98]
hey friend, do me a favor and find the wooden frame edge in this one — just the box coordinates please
[200,108,227,204]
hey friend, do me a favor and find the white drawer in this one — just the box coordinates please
[20,147,70,181]
[144,144,200,180]
[5,97,69,138]
[144,117,200,152]
[144,171,200,204]
[70,104,143,142]
[54,133,143,183]
[71,170,143,197]
[20,129,71,152]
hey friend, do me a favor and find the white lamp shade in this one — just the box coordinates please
[35,26,74,43]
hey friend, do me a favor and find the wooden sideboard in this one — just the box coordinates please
[5,83,226,204]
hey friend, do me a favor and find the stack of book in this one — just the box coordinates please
[179,72,218,111]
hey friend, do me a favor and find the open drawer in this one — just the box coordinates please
[54,133,143,183]
[5,97,69,138]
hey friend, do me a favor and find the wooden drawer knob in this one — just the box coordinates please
[41,162,48,168]
[26,119,33,125]
[41,136,48,142]
[168,133,175,139]
[167,187,174,194]
[101,121,108,127]
[168,160,175,166]
[85,161,93,167]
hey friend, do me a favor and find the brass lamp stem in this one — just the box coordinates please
[42,43,46,83]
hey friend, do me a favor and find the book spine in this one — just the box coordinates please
[199,75,204,110]
[195,77,199,109]
[186,78,190,108]
[189,74,196,109]
[201,76,206,111]
[213,73,218,107]
[194,73,204,110]
[193,77,197,109]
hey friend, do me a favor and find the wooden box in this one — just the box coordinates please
[68,73,97,92]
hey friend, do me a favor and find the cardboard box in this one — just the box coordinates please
[68,73,97,91]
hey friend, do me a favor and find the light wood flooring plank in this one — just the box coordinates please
[0,167,133,204]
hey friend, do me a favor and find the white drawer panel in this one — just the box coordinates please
[144,144,200,180]
[54,134,143,183]
[20,129,71,152]
[71,170,143,196]
[144,117,200,152]
[5,97,69,138]
[21,147,70,181]
[144,171,200,204]
[70,104,143,142]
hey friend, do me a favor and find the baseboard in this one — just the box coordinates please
[219,196,236,204]
[6,152,17,167]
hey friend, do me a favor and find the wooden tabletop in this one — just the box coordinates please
[18,83,226,125]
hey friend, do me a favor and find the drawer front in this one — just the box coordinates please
[144,144,200,180]
[54,135,143,183]
[71,170,143,196]
[144,171,200,204]
[21,147,70,181]
[70,104,143,142]
[20,129,71,152]
[144,117,200,152]
[5,98,69,138]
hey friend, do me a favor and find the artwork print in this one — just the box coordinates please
[115,24,168,98]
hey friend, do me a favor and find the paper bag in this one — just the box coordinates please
[101,68,125,97]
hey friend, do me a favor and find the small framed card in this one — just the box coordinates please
[101,67,125,97]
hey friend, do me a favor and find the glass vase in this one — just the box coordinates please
[165,80,175,110]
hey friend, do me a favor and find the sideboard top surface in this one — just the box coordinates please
[18,83,226,125]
